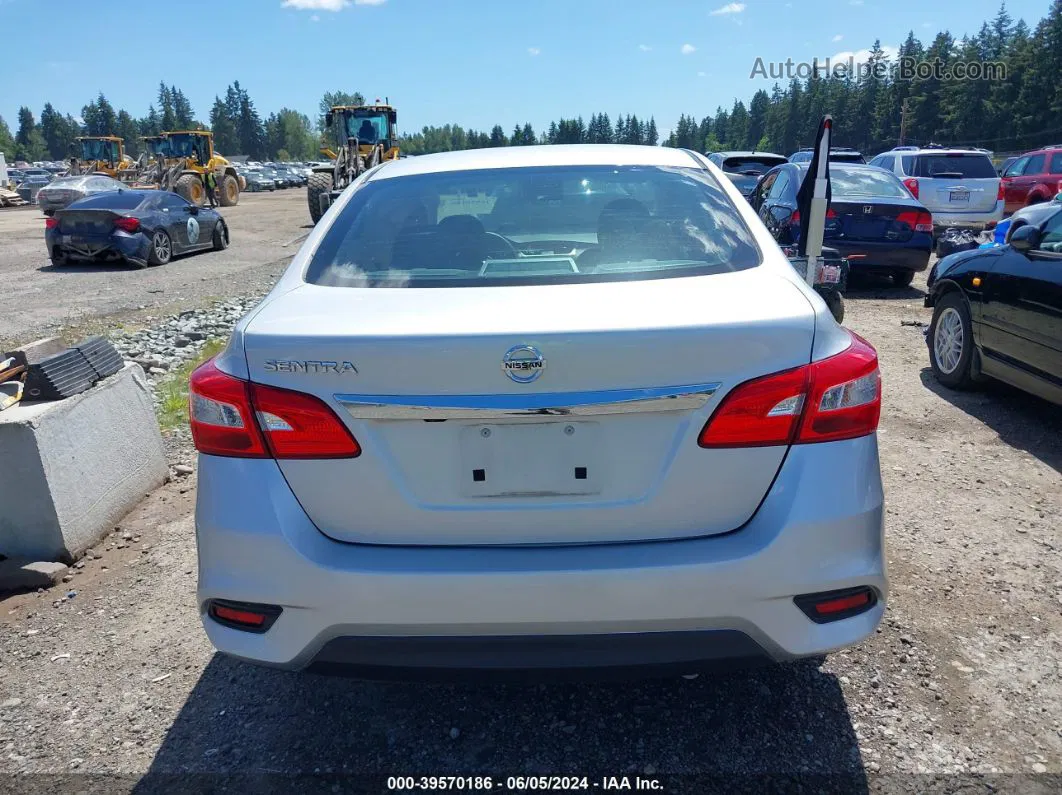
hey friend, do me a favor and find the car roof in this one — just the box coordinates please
[715,150,786,158]
[907,148,992,156]
[368,144,701,181]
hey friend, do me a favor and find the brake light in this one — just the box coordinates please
[250,382,361,459]
[189,359,267,457]
[189,358,360,459]
[903,178,919,199]
[895,210,933,233]
[699,332,880,448]
[996,181,1005,201]
[45,217,58,229]
[789,208,836,225]
[114,216,140,233]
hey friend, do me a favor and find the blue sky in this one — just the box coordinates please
[0,0,1052,137]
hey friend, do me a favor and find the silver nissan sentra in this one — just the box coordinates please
[191,144,886,679]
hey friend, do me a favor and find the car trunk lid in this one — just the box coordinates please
[826,200,926,243]
[913,153,1000,213]
[241,269,817,546]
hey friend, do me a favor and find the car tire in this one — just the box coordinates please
[892,269,915,288]
[928,291,976,390]
[174,174,205,206]
[212,221,229,251]
[307,172,334,225]
[148,229,173,267]
[49,251,69,267]
[219,174,240,207]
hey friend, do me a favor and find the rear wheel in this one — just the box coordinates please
[174,174,205,206]
[307,172,334,225]
[49,250,69,267]
[892,269,915,288]
[148,229,172,266]
[928,291,976,389]
[219,174,239,207]
[212,221,229,251]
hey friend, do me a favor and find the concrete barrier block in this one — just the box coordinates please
[0,363,167,562]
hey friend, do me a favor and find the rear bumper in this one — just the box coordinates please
[45,229,150,263]
[195,435,886,677]
[931,201,1005,231]
[826,240,931,273]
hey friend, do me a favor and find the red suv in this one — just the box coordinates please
[1001,145,1062,214]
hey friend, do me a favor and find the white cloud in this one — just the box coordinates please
[310,13,320,21]
[281,0,384,9]
[281,0,348,9]
[681,43,696,54]
[831,44,899,64]
[528,47,541,56]
[709,2,745,15]
[849,0,863,5]
[698,71,707,77]
[832,34,843,42]
[638,44,652,51]
[922,21,933,28]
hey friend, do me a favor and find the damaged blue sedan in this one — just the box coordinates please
[45,189,229,269]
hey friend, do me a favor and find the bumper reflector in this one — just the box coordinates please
[794,587,877,624]
[207,600,282,633]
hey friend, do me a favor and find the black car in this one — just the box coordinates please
[705,150,788,198]
[925,201,1062,405]
[45,189,229,269]
[749,162,934,286]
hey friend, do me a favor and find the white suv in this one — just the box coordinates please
[868,147,1004,231]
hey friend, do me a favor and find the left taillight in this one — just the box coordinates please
[45,217,58,229]
[996,181,1005,201]
[188,358,360,459]
[699,332,881,448]
[114,216,140,233]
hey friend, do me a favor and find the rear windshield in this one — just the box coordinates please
[913,153,997,179]
[829,152,865,163]
[305,165,760,288]
[831,167,911,198]
[721,156,787,175]
[67,192,145,210]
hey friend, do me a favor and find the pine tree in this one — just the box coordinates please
[15,107,46,161]
[646,117,658,146]
[0,115,17,159]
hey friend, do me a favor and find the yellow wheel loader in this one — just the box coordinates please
[155,131,244,207]
[308,103,400,224]
[70,136,138,181]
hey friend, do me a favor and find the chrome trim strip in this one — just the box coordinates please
[335,383,722,420]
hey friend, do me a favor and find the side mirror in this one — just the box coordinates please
[770,205,794,227]
[185,205,199,215]
[1010,224,1040,253]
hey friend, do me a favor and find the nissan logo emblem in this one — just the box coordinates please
[502,345,545,383]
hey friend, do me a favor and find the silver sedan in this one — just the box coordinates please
[190,144,886,679]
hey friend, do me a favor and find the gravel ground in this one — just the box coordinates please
[1,193,1060,791]
[0,191,301,350]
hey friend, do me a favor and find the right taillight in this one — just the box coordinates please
[188,358,360,459]
[699,332,880,448]
[902,177,919,199]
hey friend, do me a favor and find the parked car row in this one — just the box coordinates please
[234,162,311,192]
